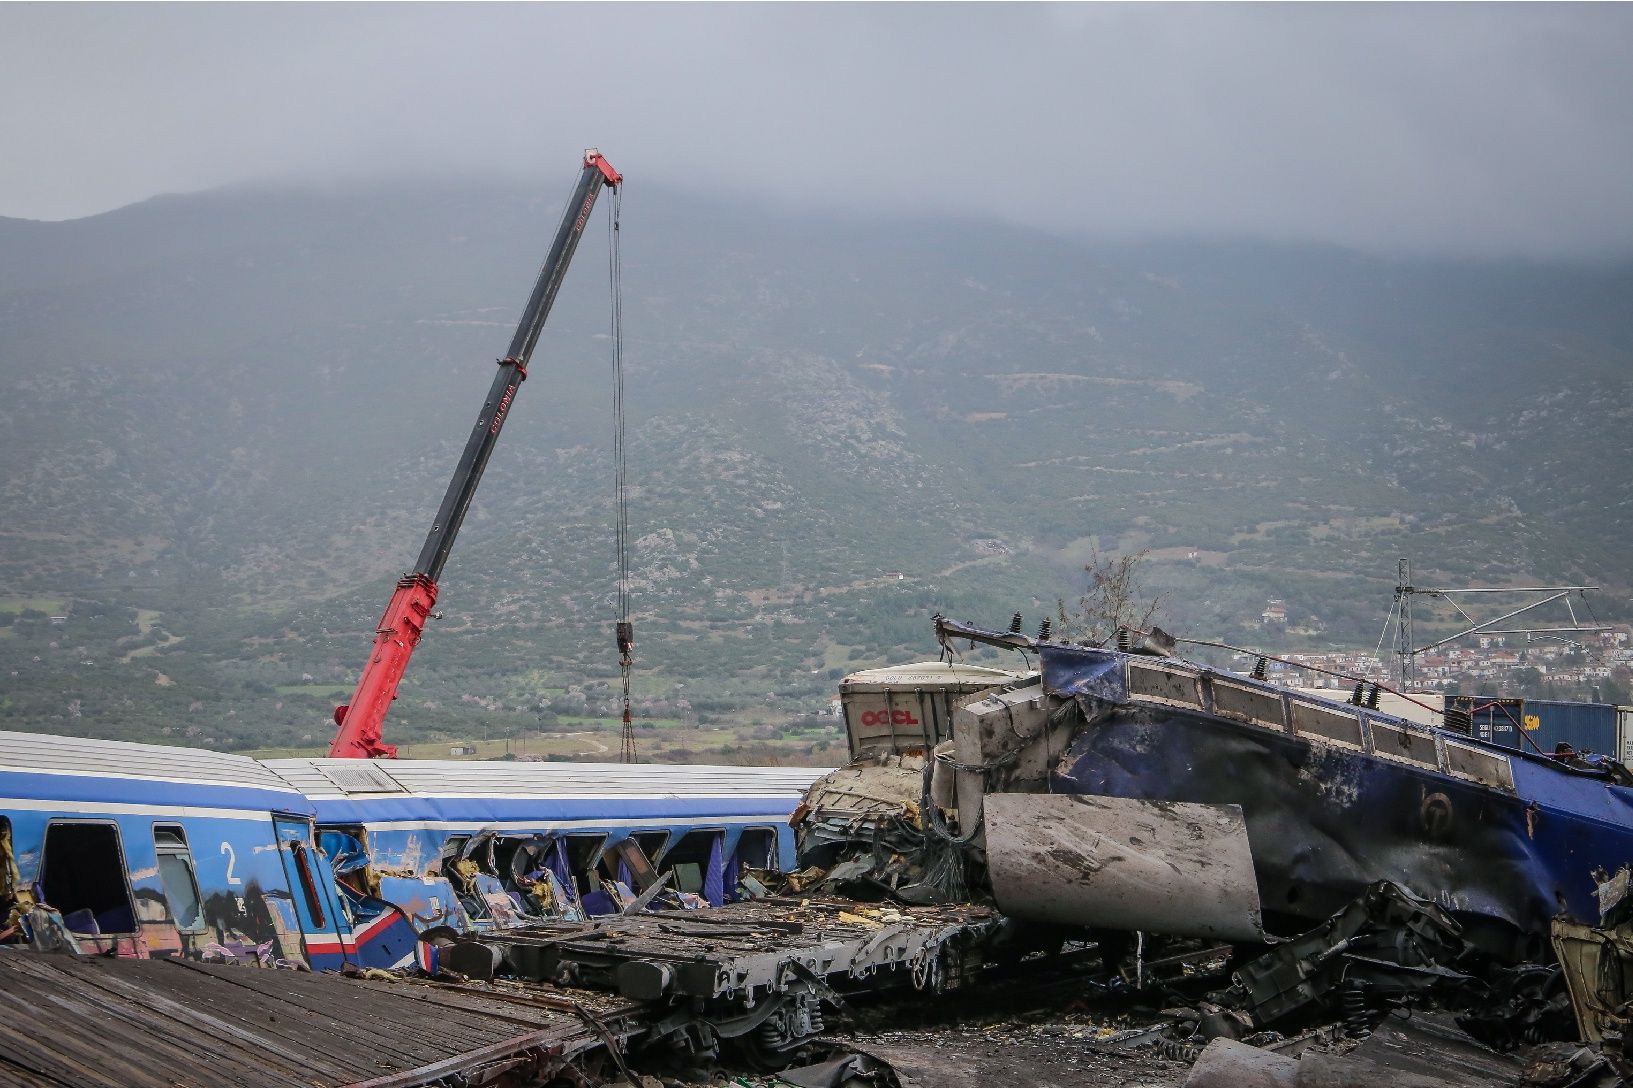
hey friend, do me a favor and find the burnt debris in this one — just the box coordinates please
[11,614,1633,1086]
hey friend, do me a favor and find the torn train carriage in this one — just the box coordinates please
[823,622,1633,962]
[0,730,823,970]
[267,757,821,943]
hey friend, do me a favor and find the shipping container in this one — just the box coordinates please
[1520,698,1619,757]
[840,661,1019,758]
[1450,695,1620,757]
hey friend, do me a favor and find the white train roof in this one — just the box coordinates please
[0,729,303,794]
[0,730,828,805]
[263,757,830,799]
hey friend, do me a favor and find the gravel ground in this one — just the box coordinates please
[649,993,1202,1087]
[839,1020,1193,1088]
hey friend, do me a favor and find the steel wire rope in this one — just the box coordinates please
[1580,590,1613,671]
[607,183,637,763]
[1374,591,1399,658]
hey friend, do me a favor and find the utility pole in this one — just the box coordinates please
[1396,558,1414,687]
[1390,559,1607,687]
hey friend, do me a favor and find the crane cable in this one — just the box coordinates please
[608,184,637,764]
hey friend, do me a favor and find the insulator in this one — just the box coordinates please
[1037,619,1052,640]
[1366,684,1381,709]
[1252,657,1268,680]
[1009,612,1024,633]
[1350,682,1366,706]
[1116,627,1135,653]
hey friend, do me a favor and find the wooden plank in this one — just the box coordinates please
[0,959,318,1088]
[43,958,331,1071]
[342,1029,569,1088]
[0,950,619,1088]
[41,959,359,1082]
[152,964,527,1064]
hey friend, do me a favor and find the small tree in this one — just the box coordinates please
[1056,547,1165,646]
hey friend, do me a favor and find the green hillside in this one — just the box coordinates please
[1,183,1628,753]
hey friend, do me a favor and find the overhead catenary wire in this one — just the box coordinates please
[1373,592,1399,658]
[1173,634,1443,717]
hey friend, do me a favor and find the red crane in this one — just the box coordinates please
[330,150,622,758]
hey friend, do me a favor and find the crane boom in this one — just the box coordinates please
[330,150,622,759]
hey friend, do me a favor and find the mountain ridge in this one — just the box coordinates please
[1,179,1628,750]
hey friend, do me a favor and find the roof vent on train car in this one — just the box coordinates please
[318,761,407,794]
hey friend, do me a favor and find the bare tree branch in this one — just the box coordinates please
[1055,546,1165,646]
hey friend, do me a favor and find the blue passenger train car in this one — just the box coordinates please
[266,757,826,957]
[0,731,359,968]
[0,731,824,972]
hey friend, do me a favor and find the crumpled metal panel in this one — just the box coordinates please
[1039,645,1127,702]
[983,793,1265,941]
[1184,1039,1299,1088]
[1226,880,1465,1025]
[1552,917,1633,1043]
[1050,702,1632,952]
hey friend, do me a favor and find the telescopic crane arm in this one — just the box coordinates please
[329,150,622,759]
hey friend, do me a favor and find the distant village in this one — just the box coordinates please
[1251,598,1633,700]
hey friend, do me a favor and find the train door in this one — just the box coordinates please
[272,814,352,970]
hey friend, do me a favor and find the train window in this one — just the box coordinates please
[152,825,205,931]
[663,830,722,896]
[633,831,669,861]
[320,825,368,861]
[493,837,526,880]
[736,828,776,870]
[41,822,136,935]
[444,835,471,875]
[599,837,660,892]
[289,842,327,928]
[563,834,606,897]
[671,862,704,895]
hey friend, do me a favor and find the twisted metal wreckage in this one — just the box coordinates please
[373,612,1633,1077]
[788,616,1633,1071]
[11,615,1633,1084]
[806,618,1632,930]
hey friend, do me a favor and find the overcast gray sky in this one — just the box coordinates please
[3,3,1630,257]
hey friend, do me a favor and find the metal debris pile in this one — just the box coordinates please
[11,876,1633,1087]
[418,896,1000,1072]
[788,753,971,907]
[385,872,1630,1086]
[18,617,1633,1086]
